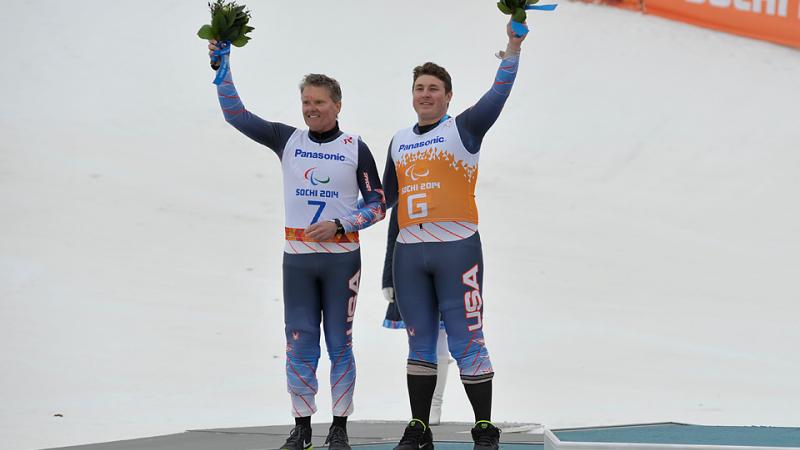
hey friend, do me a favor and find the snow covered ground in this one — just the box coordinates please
[2,1,799,449]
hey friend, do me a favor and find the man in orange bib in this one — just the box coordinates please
[381,22,527,450]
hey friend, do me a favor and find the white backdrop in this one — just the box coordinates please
[1,1,799,449]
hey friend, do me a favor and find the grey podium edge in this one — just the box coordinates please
[44,421,545,450]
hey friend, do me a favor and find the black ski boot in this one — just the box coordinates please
[393,419,434,450]
[280,424,313,450]
[324,424,351,450]
[471,421,500,450]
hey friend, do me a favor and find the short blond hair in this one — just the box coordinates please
[300,74,342,103]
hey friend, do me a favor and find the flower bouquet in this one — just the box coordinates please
[496,0,557,37]
[197,1,254,84]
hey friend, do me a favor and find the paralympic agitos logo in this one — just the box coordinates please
[304,167,330,185]
[404,164,430,181]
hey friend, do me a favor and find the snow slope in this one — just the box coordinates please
[1,1,799,448]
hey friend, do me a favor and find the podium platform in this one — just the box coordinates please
[46,421,543,450]
[47,421,800,450]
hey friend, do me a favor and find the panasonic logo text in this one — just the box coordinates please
[398,136,446,152]
[294,149,347,161]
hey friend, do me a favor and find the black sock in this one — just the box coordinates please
[332,416,347,430]
[295,416,311,429]
[408,373,437,426]
[464,380,492,423]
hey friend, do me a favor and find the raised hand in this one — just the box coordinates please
[208,39,226,69]
[507,20,527,51]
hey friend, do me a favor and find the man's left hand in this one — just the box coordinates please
[507,20,527,51]
[305,221,338,241]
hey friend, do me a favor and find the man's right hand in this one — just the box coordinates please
[382,287,395,303]
[208,39,223,70]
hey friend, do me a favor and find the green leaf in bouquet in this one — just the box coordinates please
[512,7,527,23]
[527,0,540,4]
[230,20,246,33]
[497,2,513,14]
[232,35,250,47]
[224,9,236,29]
[197,24,215,39]
[220,23,236,41]
[211,11,224,36]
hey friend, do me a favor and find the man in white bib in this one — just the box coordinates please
[208,40,386,450]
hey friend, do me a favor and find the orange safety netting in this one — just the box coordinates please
[581,0,800,48]
[644,0,800,49]
[580,0,644,11]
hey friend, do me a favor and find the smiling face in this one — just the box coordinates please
[412,74,453,127]
[301,85,341,133]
